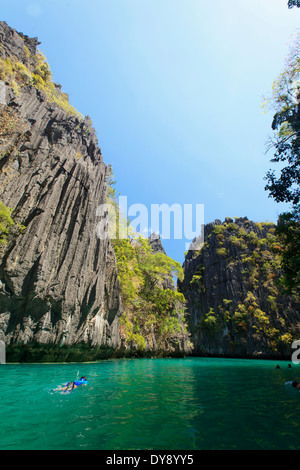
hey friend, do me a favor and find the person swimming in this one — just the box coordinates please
[65,376,88,391]
[292,381,300,391]
[53,376,88,393]
[285,381,300,391]
[73,376,88,386]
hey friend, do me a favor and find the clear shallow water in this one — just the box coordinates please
[0,357,300,450]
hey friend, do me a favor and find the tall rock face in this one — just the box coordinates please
[148,233,167,255]
[0,22,122,354]
[179,217,300,358]
[116,233,191,357]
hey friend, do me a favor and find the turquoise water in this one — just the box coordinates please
[1,357,300,450]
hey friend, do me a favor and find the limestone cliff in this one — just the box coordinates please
[179,217,300,358]
[148,232,167,255]
[114,233,191,357]
[0,22,122,356]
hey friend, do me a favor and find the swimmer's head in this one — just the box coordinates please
[292,381,299,388]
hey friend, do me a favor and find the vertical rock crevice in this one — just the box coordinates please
[0,22,122,352]
[179,217,300,358]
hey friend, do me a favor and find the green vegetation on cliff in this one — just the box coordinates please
[107,166,190,355]
[115,236,187,352]
[288,0,300,8]
[211,219,299,351]
[0,200,25,247]
[264,31,300,292]
[180,218,300,357]
[0,44,81,117]
[0,202,14,245]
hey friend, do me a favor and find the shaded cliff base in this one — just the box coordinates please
[5,342,187,363]
[5,342,293,363]
[186,351,293,361]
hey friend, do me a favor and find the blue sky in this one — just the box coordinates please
[2,0,300,263]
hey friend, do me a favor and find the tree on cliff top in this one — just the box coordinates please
[265,33,300,207]
[288,0,300,8]
[264,34,300,291]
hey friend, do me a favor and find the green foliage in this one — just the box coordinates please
[228,235,247,249]
[112,239,140,305]
[106,164,117,200]
[216,247,227,256]
[213,225,226,235]
[267,295,277,311]
[227,222,239,231]
[288,0,300,8]
[116,236,187,349]
[107,167,187,352]
[75,152,84,160]
[0,202,14,244]
[0,202,26,245]
[252,308,270,332]
[32,52,82,117]
[264,33,300,291]
[280,332,293,345]
[0,106,27,155]
[202,309,218,331]
[188,218,298,351]
[232,304,248,331]
[119,315,146,351]
[0,50,82,118]
[190,267,205,290]
[159,316,182,337]
[275,211,300,291]
[264,35,300,208]
[247,231,259,246]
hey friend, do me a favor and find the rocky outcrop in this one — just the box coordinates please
[148,232,175,292]
[116,233,191,357]
[0,21,40,60]
[148,233,166,255]
[147,234,191,355]
[179,217,300,358]
[0,22,122,353]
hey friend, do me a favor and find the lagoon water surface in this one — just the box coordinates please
[0,357,300,450]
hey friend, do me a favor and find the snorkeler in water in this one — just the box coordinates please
[292,381,300,391]
[53,377,88,393]
[285,380,300,391]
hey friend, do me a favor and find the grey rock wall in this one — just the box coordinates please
[0,22,122,349]
[179,218,300,358]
